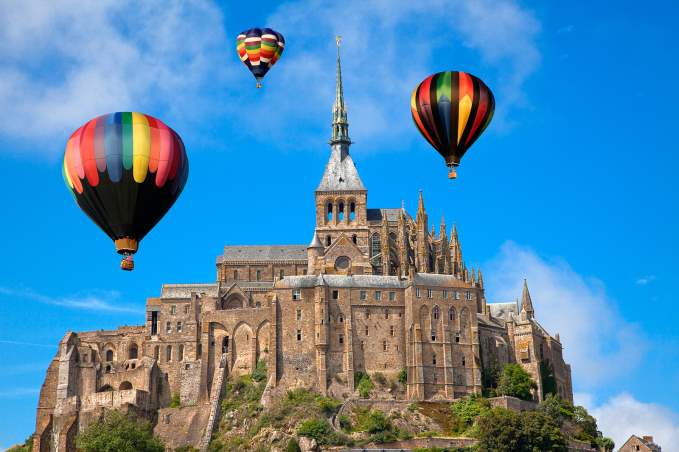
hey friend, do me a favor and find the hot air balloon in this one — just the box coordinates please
[63,112,189,271]
[411,71,495,179]
[236,27,285,88]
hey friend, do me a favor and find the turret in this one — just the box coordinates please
[520,279,534,320]
[415,190,429,272]
[307,232,323,274]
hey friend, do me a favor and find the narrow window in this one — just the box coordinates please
[366,310,371,319]
[129,344,138,359]
[233,269,238,280]
[350,202,356,221]
[296,330,302,341]
[279,269,285,280]
[388,291,396,301]
[360,341,365,350]
[166,321,172,334]
[431,330,437,341]
[427,289,433,299]
[416,288,421,298]
[466,291,472,300]
[390,325,395,336]
[370,233,381,259]
[455,291,461,300]
[151,311,158,336]
[296,309,302,321]
[365,326,369,336]
[432,353,437,365]
[462,356,466,367]
[292,289,301,300]
[178,344,184,361]
[170,305,176,315]
[455,334,460,343]
[222,336,229,353]
[338,201,345,221]
[332,290,339,300]
[106,350,113,361]
[360,290,367,301]
[384,309,389,319]
[375,291,382,301]
[153,346,159,360]
[197,343,202,357]
[443,290,448,299]
[327,203,333,222]
[166,345,172,362]
[339,314,344,323]
[433,306,440,320]
[383,340,388,351]
[184,305,190,314]
[177,321,183,333]
[256,270,261,281]
[449,307,455,321]
[339,334,344,344]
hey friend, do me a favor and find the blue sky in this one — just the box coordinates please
[1,0,678,448]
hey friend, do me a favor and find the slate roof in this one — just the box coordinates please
[488,302,518,322]
[366,208,410,222]
[412,273,465,286]
[316,146,365,191]
[276,274,409,289]
[217,245,308,263]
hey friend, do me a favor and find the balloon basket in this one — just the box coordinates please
[120,256,134,271]
[447,168,458,179]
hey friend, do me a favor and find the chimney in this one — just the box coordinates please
[643,436,654,444]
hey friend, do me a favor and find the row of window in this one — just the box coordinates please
[415,288,473,300]
[169,304,191,315]
[152,344,185,362]
[104,344,138,362]
[166,321,183,334]
[326,200,357,223]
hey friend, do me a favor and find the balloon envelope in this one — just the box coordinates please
[63,112,188,258]
[411,71,494,172]
[236,27,285,86]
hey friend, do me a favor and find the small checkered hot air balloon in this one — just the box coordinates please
[411,71,495,179]
[63,112,189,271]
[236,27,285,88]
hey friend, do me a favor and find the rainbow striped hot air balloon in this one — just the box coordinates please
[411,71,495,179]
[236,27,285,88]
[63,112,189,271]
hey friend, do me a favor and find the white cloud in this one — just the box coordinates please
[263,0,541,149]
[636,275,656,285]
[485,241,646,389]
[585,393,679,450]
[0,0,230,155]
[0,286,140,313]
[0,387,40,398]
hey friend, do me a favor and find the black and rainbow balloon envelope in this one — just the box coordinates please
[62,112,188,267]
[411,71,495,178]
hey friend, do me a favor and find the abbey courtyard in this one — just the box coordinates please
[31,55,572,452]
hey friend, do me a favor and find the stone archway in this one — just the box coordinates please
[256,321,271,368]
[231,322,254,376]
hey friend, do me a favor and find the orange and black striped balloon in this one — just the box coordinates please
[411,71,494,169]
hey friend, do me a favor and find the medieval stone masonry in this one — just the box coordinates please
[31,45,573,451]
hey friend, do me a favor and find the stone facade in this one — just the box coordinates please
[30,46,572,451]
[619,435,662,452]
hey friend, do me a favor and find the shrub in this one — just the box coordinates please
[76,410,165,452]
[174,446,199,452]
[373,372,387,386]
[398,367,408,384]
[496,364,537,401]
[170,392,181,408]
[475,407,566,452]
[251,359,267,382]
[339,414,352,431]
[356,373,373,398]
[451,394,490,427]
[297,419,348,445]
[7,436,33,452]
[540,360,557,398]
[285,438,301,452]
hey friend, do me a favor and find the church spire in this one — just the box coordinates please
[521,279,534,320]
[330,36,351,146]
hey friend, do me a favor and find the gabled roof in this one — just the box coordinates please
[316,146,366,192]
[367,208,410,222]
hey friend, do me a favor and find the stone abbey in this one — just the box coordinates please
[32,46,572,451]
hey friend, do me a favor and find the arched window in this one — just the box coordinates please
[433,306,440,321]
[105,364,112,373]
[352,234,357,244]
[105,350,113,362]
[178,344,184,361]
[119,381,133,390]
[222,336,229,353]
[166,345,172,362]
[327,202,333,222]
[432,353,437,365]
[338,201,345,221]
[338,314,344,323]
[154,346,159,360]
[128,343,138,360]
[370,233,381,257]
[233,269,238,280]
[326,235,332,246]
[449,307,456,322]
[349,202,356,221]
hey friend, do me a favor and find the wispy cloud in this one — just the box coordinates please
[0,0,230,156]
[485,241,646,389]
[636,275,656,285]
[0,286,140,313]
[557,24,574,34]
[0,340,56,349]
[0,387,40,398]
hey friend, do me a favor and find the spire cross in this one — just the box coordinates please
[336,35,342,47]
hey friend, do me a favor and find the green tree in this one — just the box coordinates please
[356,373,374,398]
[476,408,566,452]
[540,360,557,398]
[451,395,490,427]
[76,410,165,452]
[538,393,574,426]
[496,364,537,401]
[520,410,568,451]
[398,368,408,384]
[596,436,615,452]
[251,359,267,382]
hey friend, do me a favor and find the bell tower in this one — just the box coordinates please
[313,37,370,266]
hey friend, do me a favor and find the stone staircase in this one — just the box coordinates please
[198,353,228,451]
